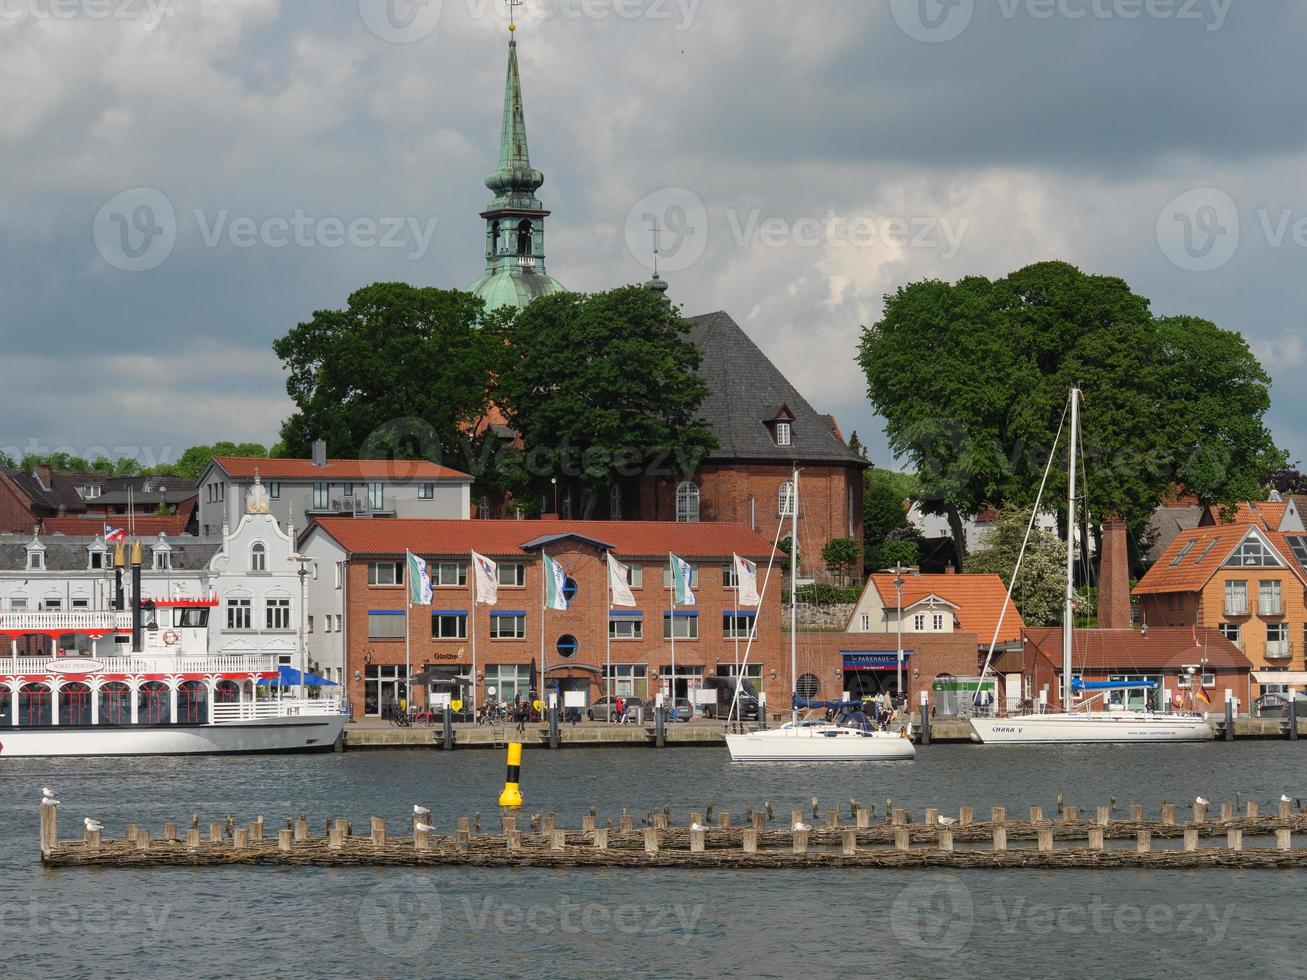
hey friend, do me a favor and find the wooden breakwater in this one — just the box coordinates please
[40,799,1307,871]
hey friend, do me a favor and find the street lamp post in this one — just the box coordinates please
[293,555,313,702]
[893,564,905,701]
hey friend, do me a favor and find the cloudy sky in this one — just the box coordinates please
[1,0,1303,472]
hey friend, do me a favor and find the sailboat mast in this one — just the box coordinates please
[1063,389,1080,710]
[790,467,799,725]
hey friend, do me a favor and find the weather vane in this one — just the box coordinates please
[651,218,662,277]
[507,0,523,31]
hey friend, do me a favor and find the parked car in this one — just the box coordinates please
[702,694,760,721]
[586,696,644,722]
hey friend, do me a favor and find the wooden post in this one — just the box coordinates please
[186,828,200,848]
[455,831,471,850]
[1062,806,1076,823]
[742,829,758,854]
[891,809,906,827]
[1130,804,1144,824]
[1136,831,1151,854]
[991,806,1006,824]
[643,829,659,855]
[551,830,566,851]
[581,814,596,833]
[1280,800,1292,820]
[792,809,805,829]
[294,819,308,843]
[1088,827,1104,851]
[1193,802,1207,824]
[86,828,102,850]
[924,808,939,827]
[620,812,633,833]
[125,822,137,842]
[1161,804,1175,826]
[1096,805,1111,827]
[1037,828,1053,852]
[1227,829,1243,851]
[1276,828,1292,851]
[688,812,702,830]
[690,829,705,853]
[278,829,292,852]
[1220,802,1234,822]
[937,830,954,853]
[457,816,471,835]
[370,817,386,847]
[544,812,557,833]
[1183,828,1199,852]
[502,815,518,833]
[825,810,838,830]
[39,804,57,856]
[328,823,344,850]
[232,828,248,848]
[718,811,732,829]
[1246,801,1259,819]
[959,807,974,827]
[252,819,264,843]
[593,828,609,851]
[653,812,668,831]
[414,827,430,852]
[992,826,1008,852]
[209,822,223,844]
[856,808,870,829]
[163,821,177,841]
[1029,806,1043,824]
[842,830,857,856]
[894,828,911,852]
[505,831,521,851]
[751,811,764,832]
[792,830,809,854]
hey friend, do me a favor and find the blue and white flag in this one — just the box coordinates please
[669,553,696,606]
[544,556,570,611]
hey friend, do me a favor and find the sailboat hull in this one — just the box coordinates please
[968,712,1214,744]
[725,726,917,762]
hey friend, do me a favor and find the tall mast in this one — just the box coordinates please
[790,467,799,725]
[1063,389,1080,710]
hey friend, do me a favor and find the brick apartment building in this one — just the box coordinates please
[298,517,782,720]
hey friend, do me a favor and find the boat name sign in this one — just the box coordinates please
[44,659,105,675]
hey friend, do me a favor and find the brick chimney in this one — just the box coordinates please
[1098,517,1132,630]
[33,463,52,489]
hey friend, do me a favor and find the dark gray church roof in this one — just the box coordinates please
[0,536,222,572]
[684,311,867,468]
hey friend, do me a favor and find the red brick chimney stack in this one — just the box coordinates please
[1098,517,1132,630]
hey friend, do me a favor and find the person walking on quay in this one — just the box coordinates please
[515,700,526,734]
[615,695,626,725]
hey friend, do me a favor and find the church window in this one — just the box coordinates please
[775,422,792,447]
[676,482,700,523]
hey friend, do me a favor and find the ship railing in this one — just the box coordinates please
[0,611,134,633]
[212,698,345,722]
[2,654,279,676]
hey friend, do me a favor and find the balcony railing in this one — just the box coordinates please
[212,697,344,722]
[0,611,134,633]
[1224,598,1250,617]
[305,493,393,516]
[1265,641,1292,661]
[3,653,277,676]
[1259,600,1285,617]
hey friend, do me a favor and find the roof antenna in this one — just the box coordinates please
[506,0,522,32]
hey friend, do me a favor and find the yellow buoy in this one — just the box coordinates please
[498,742,523,808]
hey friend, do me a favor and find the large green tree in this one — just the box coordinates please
[967,505,1065,628]
[859,261,1283,567]
[496,285,716,510]
[863,468,917,570]
[273,284,509,477]
[167,442,271,479]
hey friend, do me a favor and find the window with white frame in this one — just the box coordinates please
[227,598,252,630]
[609,617,643,640]
[266,597,291,630]
[26,550,44,571]
[913,613,926,631]
[1227,535,1282,568]
[622,563,643,588]
[418,483,435,500]
[490,613,526,640]
[722,613,754,638]
[1259,579,1283,616]
[432,612,468,639]
[497,563,526,588]
[1224,580,1249,616]
[368,612,405,639]
[775,421,791,447]
[152,549,170,571]
[676,482,700,523]
[250,543,267,572]
[368,562,403,586]
[1218,623,1241,647]
[368,483,384,509]
[860,614,870,631]
[268,481,280,499]
[433,562,467,587]
[779,481,795,518]
[932,613,945,631]
[664,614,699,639]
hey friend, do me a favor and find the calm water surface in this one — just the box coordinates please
[2,742,1305,979]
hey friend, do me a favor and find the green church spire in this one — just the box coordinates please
[470,13,567,312]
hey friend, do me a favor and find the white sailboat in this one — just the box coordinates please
[968,389,1213,745]
[725,469,916,762]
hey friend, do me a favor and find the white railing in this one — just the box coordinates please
[0,611,133,633]
[1260,600,1284,617]
[1265,641,1292,660]
[1224,599,1249,617]
[2,654,277,677]
[212,697,344,722]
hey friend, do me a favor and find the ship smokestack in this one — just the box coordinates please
[113,542,125,611]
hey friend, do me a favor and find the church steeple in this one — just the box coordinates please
[470,11,567,312]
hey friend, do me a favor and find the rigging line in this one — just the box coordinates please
[978,394,1072,685]
[725,507,789,723]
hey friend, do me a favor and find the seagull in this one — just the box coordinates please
[42,786,55,800]
[937,815,958,826]
[690,821,709,832]
[40,797,59,807]
[414,822,434,833]
[84,818,103,832]
[1281,794,1293,804]
[792,821,811,832]
[413,805,431,817]
[1195,796,1210,807]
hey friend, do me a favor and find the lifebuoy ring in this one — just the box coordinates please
[161,630,180,646]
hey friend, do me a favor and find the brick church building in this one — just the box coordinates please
[469,23,868,576]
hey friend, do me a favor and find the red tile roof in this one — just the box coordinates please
[43,515,194,537]
[309,518,778,560]
[1215,501,1288,529]
[1133,523,1307,594]
[214,457,470,481]
[1024,628,1252,671]
[867,573,1025,644]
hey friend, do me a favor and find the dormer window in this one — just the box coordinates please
[153,550,171,571]
[776,422,792,447]
[27,550,44,571]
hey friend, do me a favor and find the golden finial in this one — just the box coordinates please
[113,542,125,567]
[130,541,143,566]
[507,0,521,31]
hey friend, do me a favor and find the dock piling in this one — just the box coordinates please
[991,806,1006,824]
[1184,828,1199,852]
[1161,804,1175,826]
[894,829,910,852]
[415,828,430,852]
[1129,805,1144,824]
[992,826,1007,852]
[233,828,248,848]
[842,830,857,856]
[1029,806,1043,824]
[1096,805,1111,827]
[1226,829,1243,851]
[1037,828,1053,852]
[937,830,954,853]
[185,828,200,848]
[1136,831,1151,854]
[370,817,386,847]
[593,828,609,851]
[792,831,809,854]
[1277,829,1292,851]
[85,829,101,850]
[643,829,659,855]
[1087,827,1104,851]
[209,822,222,844]
[959,807,973,827]
[742,830,758,854]
[39,804,57,857]
[277,829,292,852]
[691,830,705,853]
[163,822,177,841]
[294,819,308,843]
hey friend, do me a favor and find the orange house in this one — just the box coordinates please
[1134,502,1307,697]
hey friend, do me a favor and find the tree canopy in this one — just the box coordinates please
[966,505,1065,628]
[863,469,917,571]
[858,261,1283,567]
[273,283,509,474]
[496,285,716,509]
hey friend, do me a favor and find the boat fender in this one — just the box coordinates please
[161,630,180,646]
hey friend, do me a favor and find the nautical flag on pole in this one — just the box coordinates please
[608,554,637,608]
[544,556,570,611]
[669,553,696,606]
[472,551,498,605]
[733,554,760,607]
[104,525,126,543]
[406,551,433,606]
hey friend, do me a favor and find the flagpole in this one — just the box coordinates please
[605,553,613,713]
[668,552,676,714]
[404,553,412,716]
[469,552,477,719]
[733,563,741,723]
[540,549,547,707]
